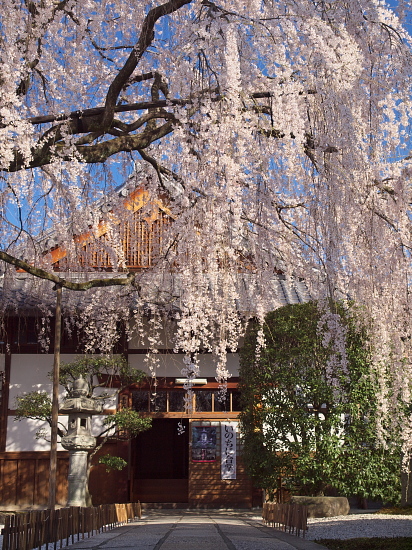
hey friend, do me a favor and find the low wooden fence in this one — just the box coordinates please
[2,502,142,550]
[262,502,308,538]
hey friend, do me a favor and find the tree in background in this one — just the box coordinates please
[0,0,411,470]
[239,302,402,504]
[14,355,152,505]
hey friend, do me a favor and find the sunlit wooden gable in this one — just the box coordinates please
[10,170,312,313]
[45,179,175,272]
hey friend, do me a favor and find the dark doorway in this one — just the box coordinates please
[132,418,189,503]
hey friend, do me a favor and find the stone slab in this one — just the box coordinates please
[58,510,328,550]
[290,496,350,518]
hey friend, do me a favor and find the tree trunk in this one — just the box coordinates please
[401,455,412,506]
[48,286,62,510]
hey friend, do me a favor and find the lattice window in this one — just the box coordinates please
[69,209,173,270]
[122,209,172,269]
[131,389,241,414]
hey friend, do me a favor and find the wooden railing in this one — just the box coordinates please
[262,502,308,538]
[2,502,142,550]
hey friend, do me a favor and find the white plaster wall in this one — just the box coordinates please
[91,414,116,437]
[6,416,69,451]
[128,320,175,349]
[7,354,75,452]
[196,353,240,378]
[128,352,185,377]
[7,413,111,451]
[8,354,77,404]
[93,387,118,410]
[128,352,240,378]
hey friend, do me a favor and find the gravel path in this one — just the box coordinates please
[306,513,412,540]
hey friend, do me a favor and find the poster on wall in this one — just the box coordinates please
[191,426,217,462]
[221,422,237,479]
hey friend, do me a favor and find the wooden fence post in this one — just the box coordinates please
[1,502,143,550]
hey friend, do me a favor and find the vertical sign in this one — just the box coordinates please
[221,422,237,479]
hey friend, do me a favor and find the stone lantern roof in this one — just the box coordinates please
[59,376,103,415]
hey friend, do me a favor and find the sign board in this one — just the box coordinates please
[192,426,217,462]
[221,422,237,479]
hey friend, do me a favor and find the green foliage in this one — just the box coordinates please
[56,355,147,395]
[239,301,401,503]
[103,408,152,437]
[15,356,151,443]
[14,391,52,422]
[14,391,66,438]
[98,454,128,472]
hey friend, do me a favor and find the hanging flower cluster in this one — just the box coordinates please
[0,0,412,460]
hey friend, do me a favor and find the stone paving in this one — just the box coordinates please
[59,510,328,550]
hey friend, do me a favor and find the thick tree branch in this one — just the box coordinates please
[137,147,186,192]
[100,0,192,131]
[25,89,307,126]
[0,251,136,291]
[26,94,218,128]
[7,121,175,171]
[3,80,320,172]
[76,121,175,163]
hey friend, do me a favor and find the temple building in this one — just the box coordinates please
[0,172,310,509]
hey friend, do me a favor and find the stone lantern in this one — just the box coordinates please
[60,376,103,507]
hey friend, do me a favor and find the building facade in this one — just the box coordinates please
[0,177,310,510]
[0,324,259,509]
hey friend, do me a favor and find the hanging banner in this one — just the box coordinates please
[221,422,237,479]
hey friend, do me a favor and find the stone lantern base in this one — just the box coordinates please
[67,450,90,507]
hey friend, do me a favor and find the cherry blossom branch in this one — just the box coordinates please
[17,0,72,97]
[26,97,197,126]
[25,90,312,126]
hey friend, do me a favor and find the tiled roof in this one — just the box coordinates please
[0,270,311,314]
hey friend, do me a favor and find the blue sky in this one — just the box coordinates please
[387,0,412,34]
